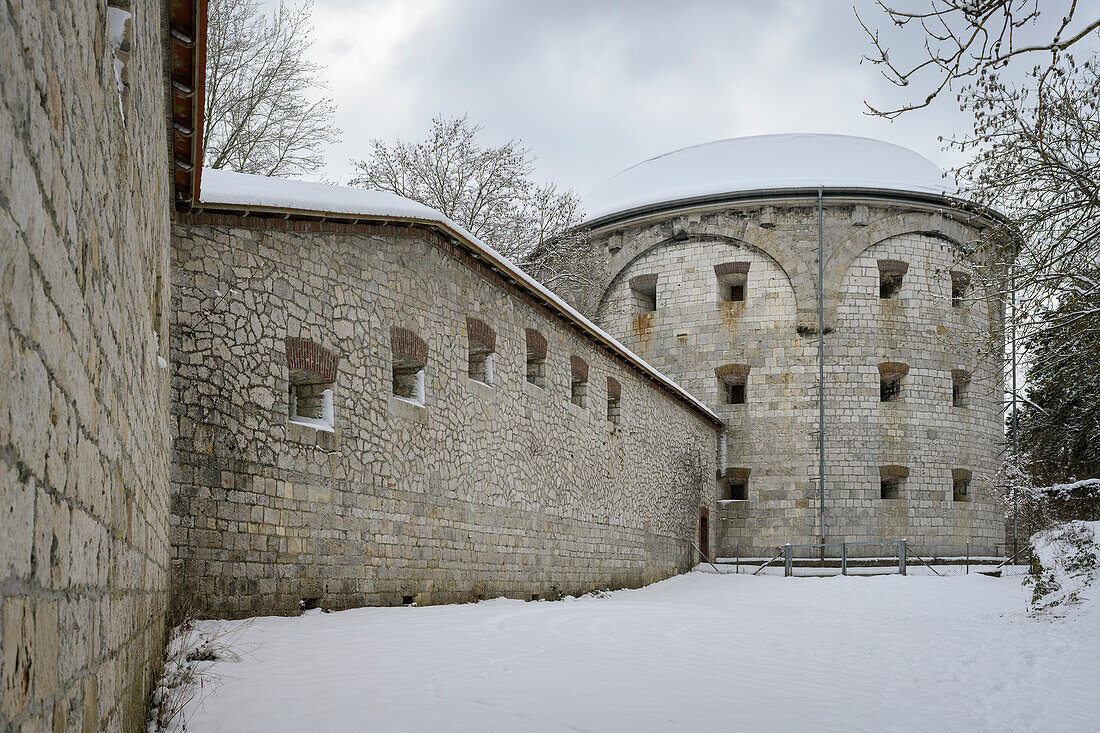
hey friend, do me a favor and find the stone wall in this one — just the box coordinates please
[590,201,1005,557]
[0,1,171,730]
[169,217,718,618]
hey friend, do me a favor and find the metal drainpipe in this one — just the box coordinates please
[1011,268,1018,555]
[818,188,826,546]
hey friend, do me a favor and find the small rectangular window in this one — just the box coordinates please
[878,363,908,403]
[570,356,588,408]
[727,383,745,405]
[952,369,970,407]
[715,262,750,304]
[630,274,658,314]
[606,377,621,424]
[953,469,972,502]
[879,465,908,499]
[878,260,908,299]
[571,378,588,407]
[719,468,750,501]
[951,271,970,307]
[286,337,339,430]
[525,328,547,388]
[468,347,493,384]
[466,318,496,386]
[393,363,425,403]
[716,364,750,405]
[725,483,746,500]
[391,328,428,405]
[880,376,901,402]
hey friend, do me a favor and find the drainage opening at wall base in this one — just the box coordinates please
[402,595,416,606]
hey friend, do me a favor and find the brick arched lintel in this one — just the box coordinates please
[285,337,339,384]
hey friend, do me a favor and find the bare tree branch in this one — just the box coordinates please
[349,116,603,314]
[857,0,1099,118]
[204,0,341,177]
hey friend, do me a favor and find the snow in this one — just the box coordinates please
[199,170,719,424]
[1040,478,1100,495]
[199,170,452,223]
[164,570,1100,732]
[1028,520,1100,614]
[581,134,958,224]
[107,7,130,117]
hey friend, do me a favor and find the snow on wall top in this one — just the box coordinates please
[581,133,956,224]
[200,168,451,221]
[197,169,721,424]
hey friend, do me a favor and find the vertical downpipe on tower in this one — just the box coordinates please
[817,188,826,546]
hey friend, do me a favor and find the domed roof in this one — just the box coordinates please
[581,134,955,224]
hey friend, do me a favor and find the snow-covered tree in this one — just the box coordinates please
[203,0,340,177]
[951,58,1100,362]
[1014,268,1100,485]
[349,116,600,313]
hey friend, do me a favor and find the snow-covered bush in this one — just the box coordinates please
[1025,521,1100,615]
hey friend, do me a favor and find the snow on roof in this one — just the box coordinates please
[200,168,449,222]
[197,169,721,425]
[581,133,957,224]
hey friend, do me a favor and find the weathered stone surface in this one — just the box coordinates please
[0,1,171,729]
[169,219,719,617]
[589,202,1004,557]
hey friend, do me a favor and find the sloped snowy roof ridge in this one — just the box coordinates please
[581,133,959,224]
[196,169,720,424]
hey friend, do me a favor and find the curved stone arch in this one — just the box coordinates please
[597,222,808,325]
[824,211,977,330]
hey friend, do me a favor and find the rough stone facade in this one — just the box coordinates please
[169,216,719,618]
[590,200,1005,557]
[1,1,171,730]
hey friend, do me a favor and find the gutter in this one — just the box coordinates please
[580,186,1010,233]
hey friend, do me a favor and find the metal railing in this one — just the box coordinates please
[715,540,1033,577]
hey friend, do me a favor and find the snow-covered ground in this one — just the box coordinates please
[165,556,1100,733]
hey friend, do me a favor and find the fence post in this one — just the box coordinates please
[899,539,907,576]
[966,541,970,575]
[784,543,793,577]
[841,542,847,576]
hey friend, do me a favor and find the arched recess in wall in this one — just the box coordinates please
[825,211,976,330]
[595,233,799,326]
[834,230,972,330]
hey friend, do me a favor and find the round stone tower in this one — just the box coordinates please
[582,134,1006,557]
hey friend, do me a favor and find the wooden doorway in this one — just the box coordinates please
[698,507,709,562]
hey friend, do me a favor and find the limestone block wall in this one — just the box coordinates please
[169,217,718,619]
[590,201,1005,557]
[0,1,171,730]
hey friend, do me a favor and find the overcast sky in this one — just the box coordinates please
[276,0,1097,199]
